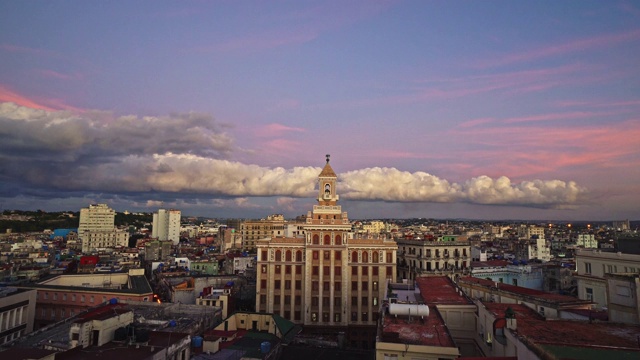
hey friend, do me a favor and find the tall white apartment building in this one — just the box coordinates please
[78,204,128,253]
[152,209,181,244]
[78,204,115,235]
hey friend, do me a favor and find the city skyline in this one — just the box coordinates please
[1,1,639,221]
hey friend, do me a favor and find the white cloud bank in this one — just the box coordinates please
[0,102,587,209]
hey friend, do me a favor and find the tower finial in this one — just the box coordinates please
[326,154,330,164]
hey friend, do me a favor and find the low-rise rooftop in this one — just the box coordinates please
[381,307,456,348]
[415,276,472,305]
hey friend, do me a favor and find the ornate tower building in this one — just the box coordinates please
[255,155,397,348]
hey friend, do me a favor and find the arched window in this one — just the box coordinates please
[363,251,369,263]
[275,250,282,261]
[313,234,319,245]
[296,250,302,262]
[324,235,331,245]
[373,251,379,263]
[335,234,342,243]
[351,251,358,263]
[285,250,292,262]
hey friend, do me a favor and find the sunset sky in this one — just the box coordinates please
[1,1,639,221]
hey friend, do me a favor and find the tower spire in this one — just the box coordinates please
[326,154,330,164]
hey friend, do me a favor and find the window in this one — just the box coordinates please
[44,293,48,300]
[285,280,291,289]
[335,234,342,243]
[352,296,358,306]
[324,235,331,245]
[373,267,379,276]
[295,280,301,290]
[362,312,368,321]
[285,250,292,261]
[295,311,301,321]
[260,295,266,305]
[262,265,267,273]
[335,313,341,322]
[335,250,341,260]
[312,281,319,291]
[362,267,368,276]
[275,250,281,261]
[584,262,592,274]
[363,252,369,262]
[335,266,342,276]
[362,281,368,291]
[313,266,319,276]
[296,251,302,262]
[296,265,302,274]
[352,251,358,263]
[295,295,301,305]
[72,294,76,301]
[261,279,267,289]
[285,265,291,274]
[586,287,593,301]
[323,281,330,291]
[386,266,393,277]
[63,293,67,301]
[323,297,330,307]
[362,297,368,306]
[373,252,379,262]
[351,312,357,321]
[313,251,319,260]
[285,295,291,305]
[275,280,281,289]
[81,295,85,303]
[275,265,281,274]
[352,281,358,291]
[335,281,341,291]
[323,312,330,322]
[323,266,330,276]
[312,297,319,306]
[373,281,378,291]
[324,251,330,260]
[311,312,318,322]
[53,293,57,301]
[274,295,281,305]
[373,297,378,306]
[90,296,94,303]
[386,253,392,263]
[262,250,267,261]
[313,235,319,245]
[335,297,341,306]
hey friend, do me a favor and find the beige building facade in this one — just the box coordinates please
[256,156,397,348]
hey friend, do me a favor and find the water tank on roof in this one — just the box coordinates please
[192,336,203,348]
[169,320,177,327]
[261,341,271,354]
[389,303,429,317]
[109,298,118,305]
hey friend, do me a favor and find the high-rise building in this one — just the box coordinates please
[255,155,397,348]
[77,204,128,252]
[152,209,181,244]
[241,215,286,251]
[78,204,116,235]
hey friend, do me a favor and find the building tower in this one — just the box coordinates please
[255,155,397,348]
[152,209,181,245]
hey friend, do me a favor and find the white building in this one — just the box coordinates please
[152,209,181,244]
[78,204,116,235]
[575,248,640,309]
[576,234,597,248]
[78,204,127,253]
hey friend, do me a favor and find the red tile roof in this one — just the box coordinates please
[382,307,456,348]
[483,302,640,350]
[416,276,472,305]
[460,277,587,304]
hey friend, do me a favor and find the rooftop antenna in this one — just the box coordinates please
[326,154,330,163]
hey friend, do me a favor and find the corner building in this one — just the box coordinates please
[256,155,397,348]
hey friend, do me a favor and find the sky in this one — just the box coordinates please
[0,1,639,221]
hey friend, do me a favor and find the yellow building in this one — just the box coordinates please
[256,155,397,349]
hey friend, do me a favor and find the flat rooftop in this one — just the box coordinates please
[483,302,640,351]
[416,276,472,305]
[460,277,589,304]
[381,307,456,348]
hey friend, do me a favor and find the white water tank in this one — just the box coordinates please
[389,303,429,317]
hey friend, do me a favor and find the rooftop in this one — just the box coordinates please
[416,276,472,305]
[483,302,640,353]
[381,307,456,348]
[460,276,590,305]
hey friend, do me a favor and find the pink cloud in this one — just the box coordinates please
[195,29,318,54]
[444,119,640,179]
[258,123,306,138]
[34,69,83,81]
[502,110,625,124]
[477,28,640,68]
[554,99,640,108]
[456,117,495,129]
[0,84,83,112]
